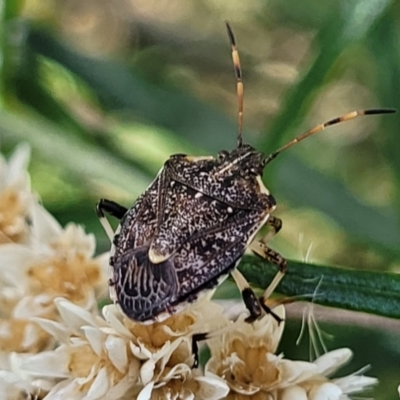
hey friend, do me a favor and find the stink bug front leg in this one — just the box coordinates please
[96,199,128,241]
[250,216,288,310]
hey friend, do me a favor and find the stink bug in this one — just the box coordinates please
[96,23,395,325]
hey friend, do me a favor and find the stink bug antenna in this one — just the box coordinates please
[264,108,396,165]
[226,22,244,148]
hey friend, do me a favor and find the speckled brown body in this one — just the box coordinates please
[99,22,395,327]
[109,144,276,323]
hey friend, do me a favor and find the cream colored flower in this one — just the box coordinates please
[0,202,106,308]
[0,370,36,400]
[0,201,108,353]
[18,297,229,399]
[0,352,52,400]
[19,298,140,399]
[207,306,377,400]
[106,293,229,399]
[284,348,378,400]
[0,144,32,245]
[136,369,229,400]
[207,306,317,396]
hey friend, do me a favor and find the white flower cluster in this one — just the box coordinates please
[0,146,380,399]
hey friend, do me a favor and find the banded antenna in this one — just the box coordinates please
[225,23,396,158]
[226,22,244,148]
[264,108,396,165]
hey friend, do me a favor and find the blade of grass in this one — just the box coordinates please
[0,110,151,198]
[240,254,400,319]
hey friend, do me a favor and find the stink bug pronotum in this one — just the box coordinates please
[97,23,395,327]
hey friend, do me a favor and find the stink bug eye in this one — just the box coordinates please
[96,22,396,329]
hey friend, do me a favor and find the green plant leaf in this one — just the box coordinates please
[239,255,400,319]
[0,110,151,198]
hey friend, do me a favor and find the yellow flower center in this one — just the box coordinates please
[69,343,127,391]
[127,312,196,350]
[27,253,101,303]
[213,338,281,392]
[0,319,50,353]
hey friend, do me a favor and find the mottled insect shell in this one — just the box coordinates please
[109,144,276,323]
[100,21,395,326]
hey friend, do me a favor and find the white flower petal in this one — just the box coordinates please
[33,317,71,344]
[272,357,318,386]
[334,374,378,394]
[280,385,308,400]
[0,369,30,388]
[83,326,107,357]
[29,202,62,245]
[195,373,230,399]
[62,224,96,258]
[5,143,30,188]
[19,347,70,378]
[105,335,128,373]
[44,378,84,400]
[162,362,191,381]
[137,381,155,400]
[314,348,352,376]
[13,295,54,319]
[0,245,37,287]
[105,358,140,399]
[0,143,31,184]
[102,305,134,339]
[130,341,152,360]
[86,366,109,400]
[309,382,342,400]
[140,359,156,386]
[5,353,28,377]
[0,371,34,400]
[20,322,41,349]
[55,298,99,330]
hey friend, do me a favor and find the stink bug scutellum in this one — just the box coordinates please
[97,23,395,327]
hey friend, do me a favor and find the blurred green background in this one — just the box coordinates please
[1,0,400,398]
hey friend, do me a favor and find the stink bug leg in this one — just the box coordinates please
[96,199,127,241]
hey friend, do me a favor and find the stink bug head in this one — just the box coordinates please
[96,22,395,326]
[215,144,267,177]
